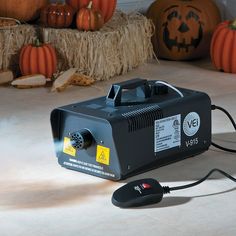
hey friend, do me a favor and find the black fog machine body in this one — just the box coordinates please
[51,78,211,181]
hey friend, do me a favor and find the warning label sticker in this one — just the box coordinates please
[63,137,76,157]
[155,115,181,153]
[96,145,110,165]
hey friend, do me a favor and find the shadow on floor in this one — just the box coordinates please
[0,180,114,210]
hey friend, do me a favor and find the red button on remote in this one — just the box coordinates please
[142,183,152,189]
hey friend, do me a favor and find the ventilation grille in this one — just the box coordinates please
[122,105,163,132]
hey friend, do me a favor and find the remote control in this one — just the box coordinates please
[112,178,164,208]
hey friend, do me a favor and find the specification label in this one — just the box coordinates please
[155,115,181,153]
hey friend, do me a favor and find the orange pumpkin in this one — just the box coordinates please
[147,0,221,60]
[19,40,57,79]
[40,3,75,28]
[0,0,49,22]
[211,20,236,73]
[66,0,116,23]
[76,1,104,31]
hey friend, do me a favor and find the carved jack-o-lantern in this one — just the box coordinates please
[147,0,221,60]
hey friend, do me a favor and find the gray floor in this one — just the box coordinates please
[0,59,236,236]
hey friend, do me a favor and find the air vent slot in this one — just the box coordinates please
[122,105,163,132]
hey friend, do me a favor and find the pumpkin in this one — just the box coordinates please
[211,20,236,73]
[19,39,57,79]
[147,0,221,61]
[40,3,75,28]
[66,0,116,23]
[0,0,49,22]
[76,1,104,31]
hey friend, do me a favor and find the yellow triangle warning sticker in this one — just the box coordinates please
[96,145,110,165]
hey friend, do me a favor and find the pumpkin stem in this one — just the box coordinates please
[230,19,236,30]
[34,39,42,47]
[87,1,93,9]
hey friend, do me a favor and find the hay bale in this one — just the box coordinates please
[0,24,37,74]
[42,11,154,81]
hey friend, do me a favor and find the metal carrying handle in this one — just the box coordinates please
[106,78,151,107]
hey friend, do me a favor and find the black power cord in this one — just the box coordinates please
[166,168,236,192]
[167,106,236,192]
[112,168,236,208]
[211,105,236,153]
